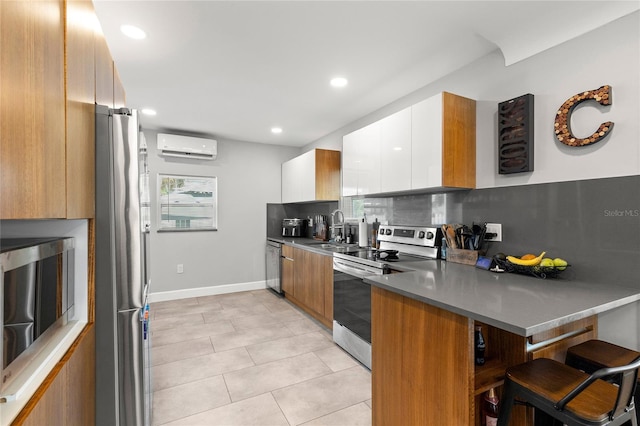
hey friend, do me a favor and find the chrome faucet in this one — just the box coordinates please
[330,209,345,242]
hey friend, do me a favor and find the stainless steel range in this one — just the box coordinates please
[332,225,442,369]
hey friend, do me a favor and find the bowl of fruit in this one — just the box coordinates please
[494,252,569,279]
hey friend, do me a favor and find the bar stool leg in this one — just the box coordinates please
[498,379,516,426]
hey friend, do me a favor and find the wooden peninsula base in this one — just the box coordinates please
[371,286,596,426]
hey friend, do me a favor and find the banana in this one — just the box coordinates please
[506,251,546,266]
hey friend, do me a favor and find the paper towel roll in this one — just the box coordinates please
[358,219,368,247]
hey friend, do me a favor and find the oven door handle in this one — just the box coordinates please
[333,259,379,278]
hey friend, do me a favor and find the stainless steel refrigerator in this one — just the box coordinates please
[95,105,151,426]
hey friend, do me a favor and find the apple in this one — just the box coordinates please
[553,258,568,271]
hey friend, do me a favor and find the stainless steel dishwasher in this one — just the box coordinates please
[265,241,282,294]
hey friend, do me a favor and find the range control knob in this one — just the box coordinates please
[379,228,385,235]
[418,231,425,239]
[426,231,434,239]
[385,229,392,235]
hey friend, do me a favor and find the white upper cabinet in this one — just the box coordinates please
[412,92,476,190]
[380,108,412,193]
[412,95,444,188]
[282,149,341,203]
[342,91,475,197]
[342,122,381,196]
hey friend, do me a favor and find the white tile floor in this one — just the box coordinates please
[150,290,372,425]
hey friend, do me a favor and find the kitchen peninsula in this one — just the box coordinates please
[366,262,640,426]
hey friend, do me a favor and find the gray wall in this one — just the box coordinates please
[146,130,299,298]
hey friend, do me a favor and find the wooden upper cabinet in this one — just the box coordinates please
[0,0,66,219]
[343,91,476,197]
[113,65,126,108]
[281,149,340,203]
[65,0,97,219]
[412,92,476,190]
[95,26,115,108]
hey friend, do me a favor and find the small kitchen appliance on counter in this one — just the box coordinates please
[282,218,306,237]
[332,225,442,369]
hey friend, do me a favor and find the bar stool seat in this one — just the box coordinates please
[497,357,640,426]
[566,339,640,373]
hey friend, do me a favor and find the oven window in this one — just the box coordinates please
[333,270,371,343]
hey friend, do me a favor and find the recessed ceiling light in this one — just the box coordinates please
[330,77,348,88]
[120,24,146,40]
[271,127,283,134]
[141,108,156,116]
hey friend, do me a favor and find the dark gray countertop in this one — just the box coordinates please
[365,260,640,337]
[267,236,640,337]
[268,237,362,256]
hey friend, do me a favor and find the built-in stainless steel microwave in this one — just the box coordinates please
[0,237,75,396]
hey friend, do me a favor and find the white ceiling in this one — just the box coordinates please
[93,1,639,147]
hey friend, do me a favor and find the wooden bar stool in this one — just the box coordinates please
[566,340,640,425]
[566,339,640,374]
[497,356,640,426]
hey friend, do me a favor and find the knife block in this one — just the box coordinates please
[446,248,479,265]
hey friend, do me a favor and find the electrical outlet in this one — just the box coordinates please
[485,223,502,242]
[177,264,184,274]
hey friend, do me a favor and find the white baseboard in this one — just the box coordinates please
[148,280,267,303]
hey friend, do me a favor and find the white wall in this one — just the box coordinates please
[306,12,640,189]
[304,12,640,350]
[146,130,299,300]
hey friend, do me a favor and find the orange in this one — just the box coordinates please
[520,254,537,260]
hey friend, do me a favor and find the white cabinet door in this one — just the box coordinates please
[342,122,381,196]
[380,108,411,193]
[281,159,296,203]
[342,131,360,197]
[411,94,443,189]
[357,121,381,195]
[298,149,316,202]
[282,150,318,203]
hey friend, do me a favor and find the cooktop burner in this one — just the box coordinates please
[333,225,443,269]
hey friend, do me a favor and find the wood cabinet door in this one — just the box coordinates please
[281,245,295,294]
[95,27,115,107]
[14,326,95,425]
[301,250,325,316]
[65,0,97,219]
[441,92,475,189]
[322,254,333,323]
[113,66,126,108]
[0,0,66,219]
[315,149,340,201]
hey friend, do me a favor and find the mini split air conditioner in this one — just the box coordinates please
[157,133,217,160]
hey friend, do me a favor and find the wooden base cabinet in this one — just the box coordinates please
[12,325,96,426]
[371,287,597,426]
[281,246,333,328]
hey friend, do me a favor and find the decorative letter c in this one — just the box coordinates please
[554,85,613,147]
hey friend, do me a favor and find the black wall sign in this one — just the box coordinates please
[498,94,534,174]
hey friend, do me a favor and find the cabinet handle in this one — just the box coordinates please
[282,256,294,261]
